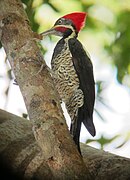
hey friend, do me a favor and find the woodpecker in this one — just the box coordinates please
[41,12,96,153]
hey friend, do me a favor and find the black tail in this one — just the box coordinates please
[70,116,82,154]
[70,108,83,154]
[70,106,96,154]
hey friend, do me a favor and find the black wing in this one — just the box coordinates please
[68,38,96,137]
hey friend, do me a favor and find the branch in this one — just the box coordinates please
[0,0,90,179]
[0,109,130,179]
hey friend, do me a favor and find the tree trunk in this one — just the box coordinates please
[0,0,91,179]
[0,109,130,180]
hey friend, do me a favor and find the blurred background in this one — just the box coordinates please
[0,0,130,157]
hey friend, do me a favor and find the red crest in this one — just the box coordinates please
[62,12,87,32]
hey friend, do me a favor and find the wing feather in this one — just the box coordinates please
[68,38,96,136]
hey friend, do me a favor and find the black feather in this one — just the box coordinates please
[68,38,96,139]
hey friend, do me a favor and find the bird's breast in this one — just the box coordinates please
[51,39,79,103]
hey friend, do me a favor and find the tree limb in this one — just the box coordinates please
[0,109,130,180]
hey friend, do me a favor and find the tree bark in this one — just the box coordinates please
[0,109,130,180]
[0,0,90,179]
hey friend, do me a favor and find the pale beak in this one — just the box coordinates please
[40,26,63,37]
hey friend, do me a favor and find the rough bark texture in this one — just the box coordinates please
[0,0,90,179]
[0,109,130,180]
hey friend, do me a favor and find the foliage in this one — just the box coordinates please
[86,134,119,150]
[105,10,130,86]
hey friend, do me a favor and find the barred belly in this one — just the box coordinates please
[51,39,84,120]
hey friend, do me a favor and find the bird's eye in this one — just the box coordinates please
[58,19,63,24]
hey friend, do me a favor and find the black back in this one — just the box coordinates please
[68,38,96,137]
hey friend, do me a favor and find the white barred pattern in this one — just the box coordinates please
[51,39,84,120]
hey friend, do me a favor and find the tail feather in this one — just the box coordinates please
[70,106,96,154]
[70,115,82,154]
[70,107,83,154]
